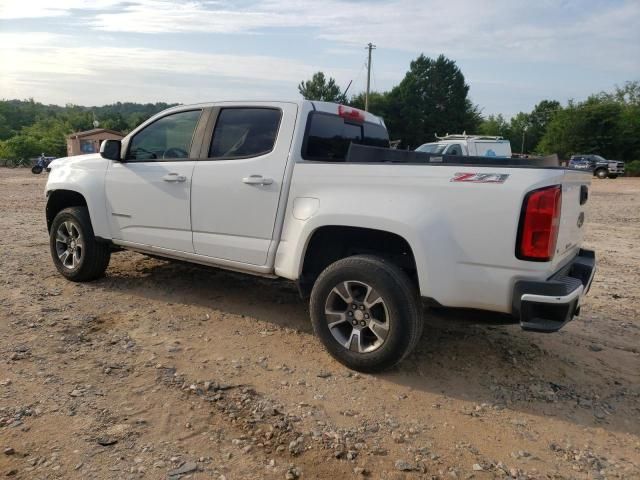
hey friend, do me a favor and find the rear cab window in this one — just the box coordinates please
[302,112,389,162]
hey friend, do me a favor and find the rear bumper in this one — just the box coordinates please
[512,249,596,332]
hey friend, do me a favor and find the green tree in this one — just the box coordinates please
[0,99,174,161]
[508,112,531,154]
[3,134,41,160]
[101,113,129,133]
[383,54,481,148]
[298,72,345,102]
[0,114,11,140]
[523,100,561,153]
[538,97,626,159]
[478,114,511,138]
[601,80,640,106]
[349,91,390,117]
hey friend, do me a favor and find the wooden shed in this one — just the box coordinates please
[66,128,125,156]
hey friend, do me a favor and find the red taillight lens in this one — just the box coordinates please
[338,105,365,123]
[517,185,562,261]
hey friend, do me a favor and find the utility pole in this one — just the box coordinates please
[365,42,376,112]
[521,125,528,154]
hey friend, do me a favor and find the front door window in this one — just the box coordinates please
[126,110,202,161]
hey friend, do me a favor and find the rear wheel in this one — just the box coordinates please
[50,207,111,281]
[595,168,608,179]
[31,165,43,174]
[309,255,423,372]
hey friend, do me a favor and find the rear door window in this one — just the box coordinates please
[209,108,282,159]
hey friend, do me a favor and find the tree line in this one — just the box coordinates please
[0,100,175,161]
[1,54,638,175]
[299,55,640,173]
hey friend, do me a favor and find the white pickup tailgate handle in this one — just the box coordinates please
[162,173,187,183]
[242,175,273,185]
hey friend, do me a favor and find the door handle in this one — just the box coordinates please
[162,173,187,183]
[242,175,273,186]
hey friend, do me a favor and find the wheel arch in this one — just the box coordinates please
[46,190,88,232]
[296,225,419,298]
[593,167,608,178]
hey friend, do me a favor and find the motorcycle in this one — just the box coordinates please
[32,155,55,174]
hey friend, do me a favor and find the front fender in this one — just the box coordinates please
[46,154,111,239]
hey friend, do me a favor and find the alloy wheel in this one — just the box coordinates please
[324,280,390,353]
[55,221,84,269]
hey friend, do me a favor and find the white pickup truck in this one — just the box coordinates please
[45,101,596,371]
[416,134,513,158]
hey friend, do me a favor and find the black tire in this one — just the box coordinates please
[608,174,618,179]
[31,165,43,174]
[309,255,423,372]
[49,207,111,282]
[595,168,608,179]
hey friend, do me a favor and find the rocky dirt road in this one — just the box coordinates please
[1,169,638,479]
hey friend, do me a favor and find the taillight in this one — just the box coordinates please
[517,185,562,261]
[338,105,365,123]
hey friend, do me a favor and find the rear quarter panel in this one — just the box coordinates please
[276,163,591,313]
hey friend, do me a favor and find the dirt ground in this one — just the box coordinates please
[0,168,638,480]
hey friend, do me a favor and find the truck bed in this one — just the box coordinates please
[345,144,565,168]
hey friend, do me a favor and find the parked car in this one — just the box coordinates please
[415,134,512,158]
[569,154,625,179]
[44,101,595,372]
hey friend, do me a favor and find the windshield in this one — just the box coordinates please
[593,155,606,161]
[415,143,446,154]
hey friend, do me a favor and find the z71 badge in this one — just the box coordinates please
[450,172,510,183]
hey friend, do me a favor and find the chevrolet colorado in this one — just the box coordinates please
[45,101,596,371]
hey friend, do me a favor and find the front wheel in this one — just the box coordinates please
[595,168,608,179]
[50,207,111,281]
[31,165,43,174]
[309,255,423,372]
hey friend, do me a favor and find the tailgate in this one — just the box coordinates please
[551,170,591,271]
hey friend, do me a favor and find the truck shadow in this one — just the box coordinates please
[97,254,639,437]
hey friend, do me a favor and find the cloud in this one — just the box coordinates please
[0,32,357,104]
[3,0,639,72]
[0,0,123,19]
[0,32,351,81]
[1,1,638,112]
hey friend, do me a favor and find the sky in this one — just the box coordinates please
[1,0,639,117]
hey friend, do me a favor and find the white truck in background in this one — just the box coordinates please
[416,134,512,158]
[44,101,595,372]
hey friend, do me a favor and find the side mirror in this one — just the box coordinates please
[100,139,122,161]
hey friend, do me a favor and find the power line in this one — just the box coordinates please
[371,57,378,93]
[350,61,367,99]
